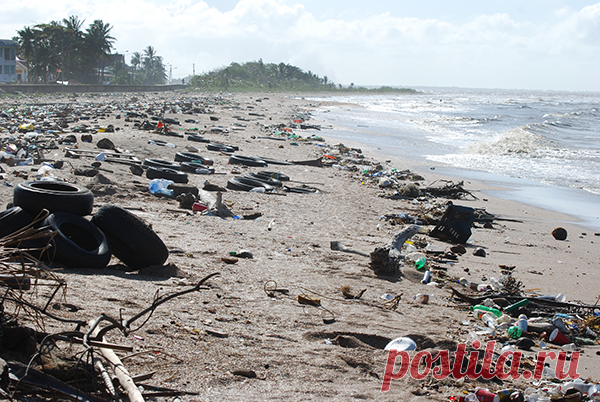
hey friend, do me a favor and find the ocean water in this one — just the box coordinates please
[309,88,600,230]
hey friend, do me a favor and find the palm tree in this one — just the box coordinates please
[130,51,141,84]
[61,16,85,81]
[142,46,166,85]
[15,27,36,82]
[63,15,84,34]
[23,22,64,83]
[84,19,115,83]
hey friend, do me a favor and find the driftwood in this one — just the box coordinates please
[90,321,144,402]
[330,241,370,257]
[423,180,477,200]
[369,225,418,276]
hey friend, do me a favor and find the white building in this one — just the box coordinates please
[0,39,18,83]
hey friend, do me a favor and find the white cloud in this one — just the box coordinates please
[3,0,600,90]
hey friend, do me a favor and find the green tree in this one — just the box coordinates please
[15,26,36,81]
[141,46,166,85]
[83,20,115,83]
[61,15,85,81]
[17,22,64,83]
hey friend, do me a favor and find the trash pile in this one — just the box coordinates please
[449,274,600,402]
[363,200,600,401]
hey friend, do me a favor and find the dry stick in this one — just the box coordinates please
[91,272,221,341]
[89,320,144,402]
[53,334,134,352]
[95,359,118,401]
[0,295,86,326]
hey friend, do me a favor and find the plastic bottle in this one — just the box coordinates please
[414,257,426,271]
[542,367,556,379]
[463,394,479,402]
[482,313,497,329]
[517,315,528,331]
[477,283,491,292]
[421,270,431,284]
[404,243,417,253]
[459,277,470,287]
[482,298,499,308]
[489,277,502,291]
[148,179,174,196]
[471,305,502,318]
[405,252,425,265]
[18,156,34,166]
[508,326,522,339]
[504,299,530,313]
[36,164,54,178]
[195,168,212,174]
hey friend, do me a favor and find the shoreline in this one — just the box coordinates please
[0,91,599,400]
[308,96,600,232]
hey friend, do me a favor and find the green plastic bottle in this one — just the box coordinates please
[471,305,502,318]
[414,257,426,271]
[504,299,530,313]
[508,326,523,339]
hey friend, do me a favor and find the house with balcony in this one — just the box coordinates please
[0,39,18,83]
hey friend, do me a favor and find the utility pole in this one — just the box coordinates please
[193,63,195,76]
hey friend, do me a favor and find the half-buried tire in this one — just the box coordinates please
[228,155,268,167]
[91,205,169,270]
[142,158,181,170]
[226,177,275,192]
[42,212,111,269]
[146,166,189,183]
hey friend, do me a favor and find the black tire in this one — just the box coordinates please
[256,171,291,181]
[226,177,275,192]
[180,162,214,173]
[207,143,236,153]
[246,173,283,187]
[146,167,189,184]
[174,152,204,163]
[42,212,111,269]
[142,158,181,170]
[256,157,293,166]
[163,117,180,125]
[90,205,169,269]
[283,186,315,194]
[187,135,210,143]
[13,181,94,216]
[0,207,33,238]
[228,155,268,167]
[174,153,213,165]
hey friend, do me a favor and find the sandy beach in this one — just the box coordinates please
[0,90,598,401]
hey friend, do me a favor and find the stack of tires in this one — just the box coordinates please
[8,180,169,270]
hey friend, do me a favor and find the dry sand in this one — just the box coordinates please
[0,91,599,401]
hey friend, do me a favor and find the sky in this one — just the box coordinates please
[3,0,600,91]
